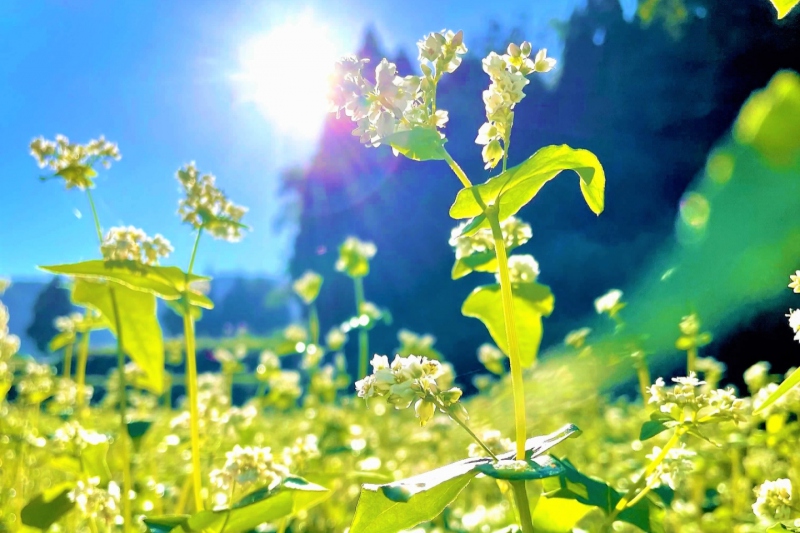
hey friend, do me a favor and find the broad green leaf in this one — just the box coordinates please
[350,424,580,533]
[542,459,667,533]
[144,477,329,533]
[82,441,112,485]
[639,420,670,441]
[734,70,800,167]
[475,454,564,481]
[769,0,800,18]
[71,279,165,394]
[127,420,153,439]
[451,252,499,280]
[755,364,800,415]
[22,483,76,530]
[462,282,555,367]
[384,127,447,161]
[48,331,75,352]
[40,260,213,308]
[531,493,593,532]
[449,145,605,232]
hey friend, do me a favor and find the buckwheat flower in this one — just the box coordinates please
[0,279,9,295]
[646,444,696,489]
[176,162,248,242]
[707,387,747,422]
[595,289,624,315]
[417,30,467,75]
[500,254,540,284]
[787,308,800,342]
[325,326,348,351]
[533,48,557,73]
[753,478,794,523]
[100,226,173,265]
[478,343,505,375]
[0,331,20,360]
[293,270,323,305]
[30,135,121,189]
[209,445,290,495]
[53,420,108,451]
[256,350,280,381]
[69,477,122,525]
[789,270,800,293]
[49,378,94,412]
[265,370,302,410]
[336,236,377,278]
[16,361,55,403]
[449,216,531,260]
[565,327,592,349]
[283,434,320,469]
[695,356,726,388]
[744,362,771,393]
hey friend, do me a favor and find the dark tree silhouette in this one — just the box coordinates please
[26,277,73,353]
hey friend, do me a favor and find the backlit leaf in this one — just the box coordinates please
[384,127,447,161]
[22,483,76,530]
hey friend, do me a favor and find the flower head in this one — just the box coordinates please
[336,236,377,278]
[752,478,794,523]
[176,163,248,242]
[789,270,800,293]
[30,135,120,190]
[293,270,323,304]
[100,226,173,265]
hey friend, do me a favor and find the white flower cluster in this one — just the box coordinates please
[100,226,173,265]
[325,327,348,351]
[476,45,555,169]
[0,299,20,392]
[477,343,505,375]
[355,354,465,426]
[695,356,726,389]
[564,327,592,349]
[501,254,540,284]
[328,30,465,149]
[53,420,108,450]
[467,429,512,458]
[69,477,122,525]
[647,373,747,424]
[752,478,794,523]
[293,270,323,305]
[49,378,94,412]
[213,344,247,374]
[209,445,290,494]
[265,370,303,410]
[30,135,121,189]
[595,289,624,316]
[449,216,532,260]
[787,308,800,343]
[282,434,320,470]
[176,163,248,242]
[16,361,55,403]
[744,362,771,393]
[789,270,800,293]
[646,444,696,489]
[256,350,280,381]
[335,237,376,273]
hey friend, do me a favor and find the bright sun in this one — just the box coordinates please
[234,13,342,140]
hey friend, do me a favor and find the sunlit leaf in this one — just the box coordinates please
[82,440,112,485]
[384,127,447,161]
[71,279,165,394]
[349,425,580,533]
[531,493,593,532]
[769,0,800,18]
[755,366,800,414]
[462,282,555,367]
[639,420,670,441]
[40,260,213,308]
[734,70,800,167]
[449,145,605,233]
[542,459,667,533]
[21,483,75,530]
[144,477,329,533]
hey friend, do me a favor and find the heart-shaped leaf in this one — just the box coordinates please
[350,424,580,533]
[384,127,447,161]
[144,477,329,533]
[22,483,76,530]
[462,282,554,367]
[639,420,670,441]
[449,145,605,233]
[71,279,165,394]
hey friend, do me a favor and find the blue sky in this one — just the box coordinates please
[0,0,620,280]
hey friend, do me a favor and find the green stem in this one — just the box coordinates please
[109,288,132,533]
[511,481,536,533]
[354,277,369,379]
[184,228,204,511]
[487,208,527,461]
[502,114,514,173]
[686,347,697,375]
[605,427,686,528]
[63,342,74,379]
[309,303,320,346]
[443,150,473,188]
[435,399,499,461]
[635,360,651,403]
[75,326,91,413]
[85,189,104,244]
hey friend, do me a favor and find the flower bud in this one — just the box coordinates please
[415,399,436,426]
[507,43,521,57]
[520,41,532,57]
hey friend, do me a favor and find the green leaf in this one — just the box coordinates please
[769,0,800,18]
[531,493,593,532]
[48,331,75,352]
[475,454,564,481]
[349,424,580,533]
[449,145,605,231]
[71,279,165,394]
[639,420,670,441]
[734,70,800,167]
[144,477,329,533]
[127,420,153,439]
[40,260,213,308]
[82,440,112,485]
[462,282,555,367]
[383,127,447,161]
[755,365,800,414]
[542,459,666,533]
[767,523,800,532]
[22,483,76,530]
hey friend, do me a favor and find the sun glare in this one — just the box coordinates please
[234,13,342,141]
